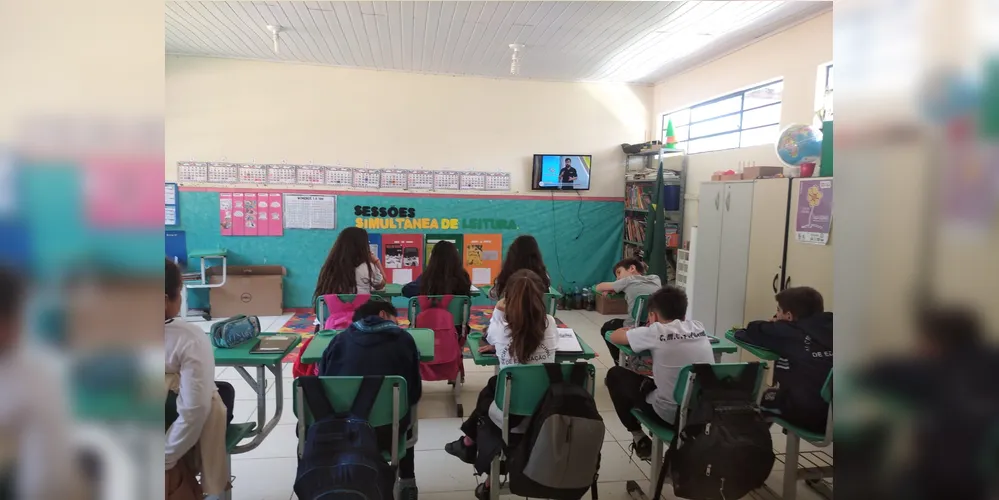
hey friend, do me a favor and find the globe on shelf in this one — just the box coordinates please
[775,124,823,168]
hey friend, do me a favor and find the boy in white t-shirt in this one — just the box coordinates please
[605,286,714,460]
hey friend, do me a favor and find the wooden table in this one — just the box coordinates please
[300,328,436,363]
[213,333,301,454]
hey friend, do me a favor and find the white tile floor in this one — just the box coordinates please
[199,310,831,500]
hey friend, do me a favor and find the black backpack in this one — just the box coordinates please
[507,363,605,500]
[294,376,396,500]
[653,363,774,500]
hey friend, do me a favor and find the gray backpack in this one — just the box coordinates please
[507,363,605,500]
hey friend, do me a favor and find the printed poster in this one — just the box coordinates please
[257,192,271,236]
[367,233,382,263]
[424,233,463,269]
[464,234,503,286]
[220,193,233,236]
[268,193,284,236]
[243,192,258,236]
[381,234,424,285]
[795,179,833,245]
[232,193,245,236]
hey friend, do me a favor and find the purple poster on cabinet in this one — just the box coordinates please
[795,179,833,245]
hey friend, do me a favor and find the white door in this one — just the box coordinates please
[714,182,754,335]
[690,182,725,333]
[784,177,834,309]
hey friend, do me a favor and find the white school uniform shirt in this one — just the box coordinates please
[626,319,715,424]
[354,263,384,295]
[486,309,559,429]
[165,317,218,469]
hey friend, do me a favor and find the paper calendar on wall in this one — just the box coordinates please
[459,172,486,191]
[380,170,407,189]
[296,166,325,185]
[207,163,238,183]
[238,164,267,184]
[434,171,460,190]
[352,169,381,189]
[484,172,511,191]
[407,171,435,190]
[177,162,208,183]
[267,165,298,184]
[326,167,353,187]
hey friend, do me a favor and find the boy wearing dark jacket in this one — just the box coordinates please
[318,300,422,500]
[735,286,832,434]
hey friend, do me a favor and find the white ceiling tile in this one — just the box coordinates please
[164,1,831,83]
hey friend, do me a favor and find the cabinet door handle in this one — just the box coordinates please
[784,276,791,289]
[715,192,720,210]
[772,273,779,293]
[725,192,731,211]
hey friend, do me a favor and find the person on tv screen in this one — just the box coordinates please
[559,157,578,188]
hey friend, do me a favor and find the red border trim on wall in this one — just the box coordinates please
[178,185,623,202]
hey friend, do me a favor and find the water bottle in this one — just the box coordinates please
[586,287,596,311]
[573,286,583,310]
[557,285,566,310]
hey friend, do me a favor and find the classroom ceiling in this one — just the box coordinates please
[165,1,831,84]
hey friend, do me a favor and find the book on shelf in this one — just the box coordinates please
[625,184,653,210]
[624,216,647,242]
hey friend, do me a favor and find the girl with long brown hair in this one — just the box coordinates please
[313,226,387,299]
[488,235,551,299]
[445,269,558,495]
[401,240,471,298]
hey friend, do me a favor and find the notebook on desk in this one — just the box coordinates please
[250,335,295,353]
[556,328,583,354]
[470,285,480,294]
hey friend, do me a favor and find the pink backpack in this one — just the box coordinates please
[413,296,462,381]
[322,294,371,330]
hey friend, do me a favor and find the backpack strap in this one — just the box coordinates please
[543,363,564,384]
[349,375,386,420]
[299,376,335,421]
[569,361,589,387]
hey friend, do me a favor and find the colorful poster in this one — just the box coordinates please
[424,233,463,269]
[219,192,233,236]
[232,193,245,236]
[243,192,258,236]
[367,233,382,263]
[795,179,833,245]
[269,193,284,236]
[257,192,271,236]
[381,234,424,285]
[464,234,503,286]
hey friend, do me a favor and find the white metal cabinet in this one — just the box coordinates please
[713,182,754,335]
[691,183,724,334]
[743,178,792,323]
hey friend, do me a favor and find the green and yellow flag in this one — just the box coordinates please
[643,160,668,283]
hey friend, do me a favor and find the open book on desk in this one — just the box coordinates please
[556,328,583,354]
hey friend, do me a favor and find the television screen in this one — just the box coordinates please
[532,155,592,191]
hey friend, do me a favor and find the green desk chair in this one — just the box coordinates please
[615,294,651,368]
[293,376,411,469]
[627,362,768,499]
[543,292,557,316]
[407,295,472,418]
[314,294,386,329]
[486,362,597,500]
[770,370,834,500]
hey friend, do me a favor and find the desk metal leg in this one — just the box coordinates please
[648,437,664,496]
[782,433,801,500]
[713,352,723,363]
[230,364,284,454]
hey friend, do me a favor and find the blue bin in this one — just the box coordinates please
[662,185,681,211]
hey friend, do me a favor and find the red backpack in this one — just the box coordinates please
[293,294,371,379]
[413,295,462,381]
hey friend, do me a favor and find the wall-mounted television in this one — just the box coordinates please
[531,155,592,191]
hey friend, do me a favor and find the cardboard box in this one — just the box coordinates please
[596,293,628,315]
[741,166,784,179]
[720,173,743,181]
[209,265,285,317]
[710,174,723,181]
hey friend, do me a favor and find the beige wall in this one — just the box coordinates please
[651,12,833,241]
[166,56,653,197]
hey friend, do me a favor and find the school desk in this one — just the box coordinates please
[213,333,301,454]
[605,331,737,364]
[372,283,483,298]
[724,329,781,361]
[466,331,596,374]
[300,328,435,364]
[181,248,228,321]
[477,285,561,315]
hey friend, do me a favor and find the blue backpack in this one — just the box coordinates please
[294,376,395,500]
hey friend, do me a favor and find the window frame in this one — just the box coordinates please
[662,78,784,154]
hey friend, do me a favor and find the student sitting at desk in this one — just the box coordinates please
[445,269,558,500]
[402,240,471,298]
[605,286,714,461]
[488,235,551,300]
[595,258,662,365]
[734,286,832,434]
[317,300,422,500]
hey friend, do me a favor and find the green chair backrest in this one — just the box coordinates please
[630,294,650,325]
[673,362,767,425]
[315,294,385,326]
[820,370,833,403]
[292,376,409,427]
[407,295,471,326]
[494,363,597,416]
[543,293,557,316]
